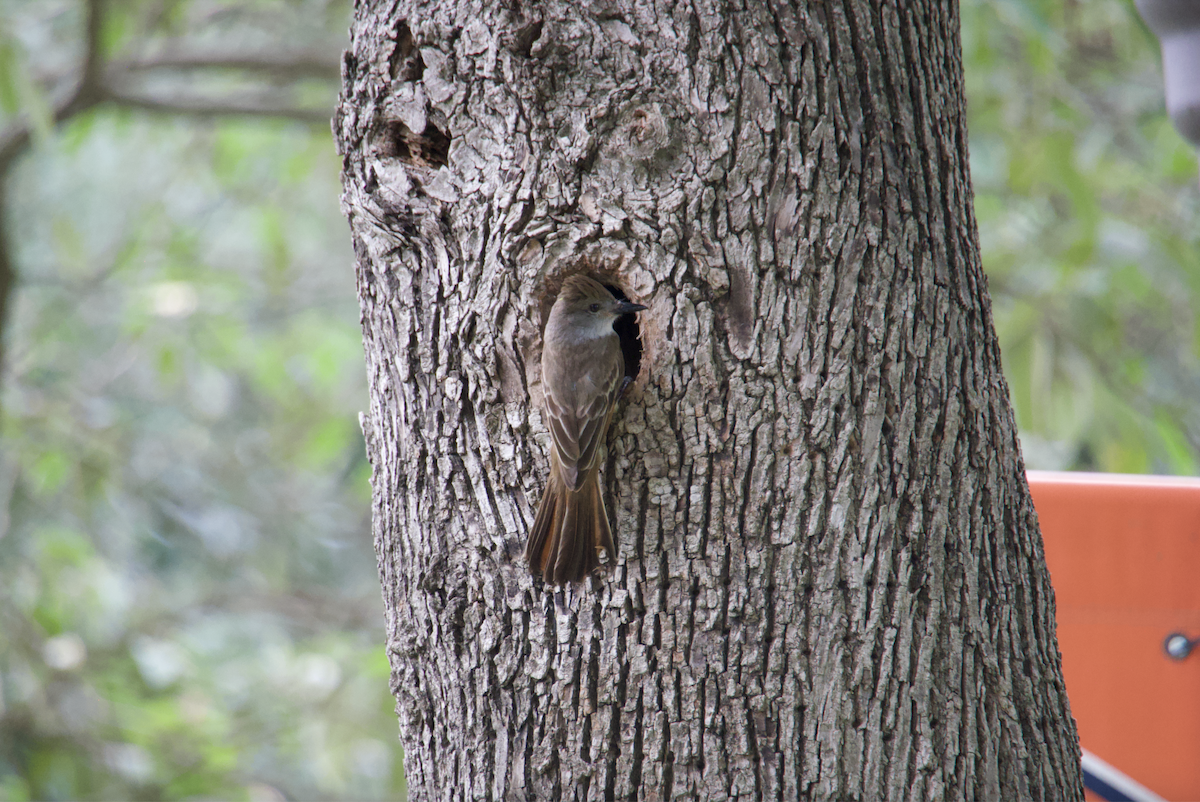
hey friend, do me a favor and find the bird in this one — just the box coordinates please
[525,274,647,585]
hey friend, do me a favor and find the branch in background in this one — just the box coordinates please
[113,48,342,81]
[103,84,333,125]
[0,82,103,174]
[0,0,108,166]
[0,0,107,385]
[80,0,104,89]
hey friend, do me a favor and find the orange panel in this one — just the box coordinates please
[1028,471,1200,802]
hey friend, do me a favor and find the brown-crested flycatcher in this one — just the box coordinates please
[526,274,646,584]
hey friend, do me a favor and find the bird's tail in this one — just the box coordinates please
[526,470,615,585]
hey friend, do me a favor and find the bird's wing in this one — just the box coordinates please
[545,357,622,492]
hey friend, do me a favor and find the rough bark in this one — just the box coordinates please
[335,0,1083,799]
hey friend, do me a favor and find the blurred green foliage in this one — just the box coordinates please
[0,1,406,800]
[0,0,1197,800]
[965,0,1200,473]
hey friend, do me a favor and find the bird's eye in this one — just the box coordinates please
[589,303,601,313]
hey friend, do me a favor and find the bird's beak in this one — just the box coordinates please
[614,300,647,315]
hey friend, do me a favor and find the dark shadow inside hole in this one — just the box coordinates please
[603,283,643,382]
[386,121,450,168]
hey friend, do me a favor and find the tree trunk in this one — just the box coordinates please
[335,0,1084,799]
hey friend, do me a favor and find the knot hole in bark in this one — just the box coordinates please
[390,20,425,82]
[604,283,644,383]
[509,19,544,57]
[385,120,450,168]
